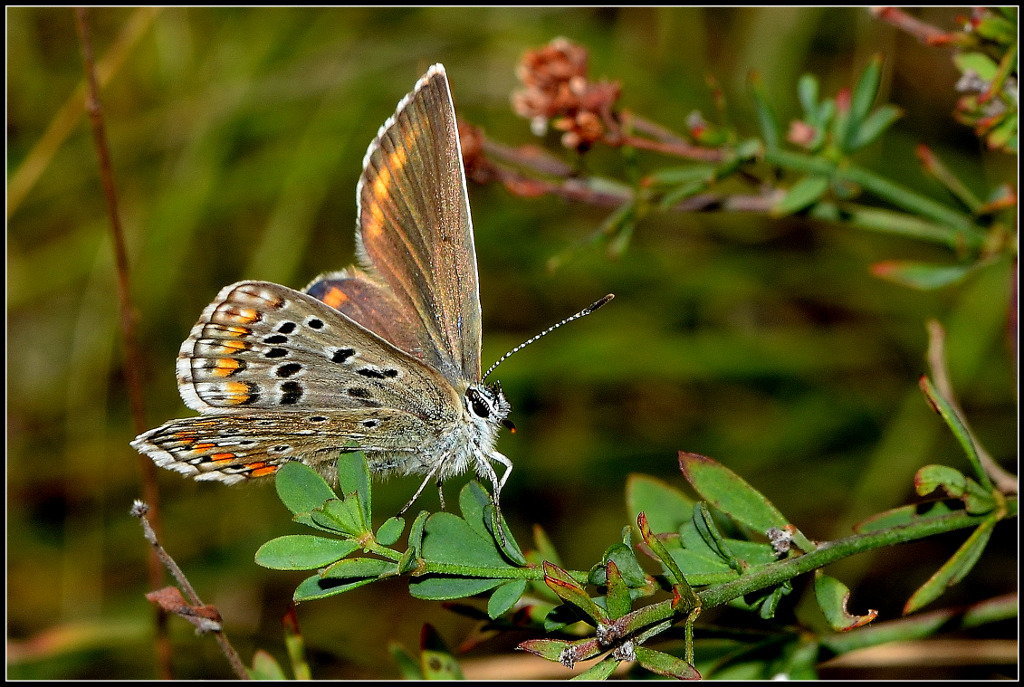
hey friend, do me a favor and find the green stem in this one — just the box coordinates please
[696,501,1015,609]
[418,560,589,585]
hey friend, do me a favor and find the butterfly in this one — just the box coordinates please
[132,64,610,530]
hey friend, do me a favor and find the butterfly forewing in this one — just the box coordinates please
[355,64,481,385]
[303,268,435,367]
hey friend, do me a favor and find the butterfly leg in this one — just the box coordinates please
[399,463,444,515]
[436,478,446,511]
[475,450,514,547]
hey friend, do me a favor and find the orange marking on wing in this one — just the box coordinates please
[224,307,260,324]
[250,465,279,478]
[194,442,215,451]
[221,381,253,405]
[211,452,236,463]
[323,287,349,310]
[216,340,250,354]
[372,164,393,200]
[211,358,243,377]
[365,205,384,238]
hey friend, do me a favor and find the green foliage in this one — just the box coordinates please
[7,6,1015,681]
[254,378,1015,679]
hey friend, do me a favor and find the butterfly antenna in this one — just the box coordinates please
[482,294,614,381]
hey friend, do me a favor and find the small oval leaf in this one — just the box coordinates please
[814,570,878,631]
[487,579,528,619]
[255,535,358,570]
[275,462,337,516]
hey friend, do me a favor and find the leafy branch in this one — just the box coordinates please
[461,19,1016,286]
[252,339,1016,679]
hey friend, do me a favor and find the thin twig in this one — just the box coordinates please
[8,7,159,219]
[132,502,251,680]
[72,6,171,677]
[870,7,953,45]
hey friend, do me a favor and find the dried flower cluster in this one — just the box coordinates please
[512,38,621,152]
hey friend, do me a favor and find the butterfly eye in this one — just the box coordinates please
[471,396,490,418]
[466,388,491,418]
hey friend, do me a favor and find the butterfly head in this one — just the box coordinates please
[464,382,512,437]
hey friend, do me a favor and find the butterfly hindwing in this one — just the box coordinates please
[131,408,436,485]
[175,281,461,421]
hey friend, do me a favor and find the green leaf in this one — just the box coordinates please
[748,71,780,150]
[971,12,1016,45]
[915,465,968,498]
[572,656,618,680]
[870,260,976,289]
[849,55,883,134]
[518,637,574,663]
[636,512,689,587]
[336,451,371,524]
[634,646,701,680]
[487,579,527,619]
[665,537,738,585]
[254,535,358,570]
[420,512,510,568]
[322,556,396,579]
[407,510,429,554]
[375,516,405,546]
[458,481,493,542]
[419,625,464,680]
[755,581,793,619]
[678,452,814,551]
[312,497,368,538]
[797,73,820,118]
[773,175,830,216]
[735,137,764,160]
[603,560,631,620]
[282,606,310,680]
[985,110,1017,153]
[389,642,422,679]
[692,502,743,573]
[489,505,527,566]
[249,649,287,680]
[659,180,712,210]
[729,539,780,566]
[396,547,418,575]
[904,517,997,614]
[275,462,337,516]
[409,575,503,601]
[954,51,1000,82]
[594,543,647,590]
[626,474,695,535]
[814,570,878,631]
[544,561,608,624]
[848,104,902,150]
[292,573,375,602]
[458,481,527,565]
[853,500,956,533]
[919,376,992,490]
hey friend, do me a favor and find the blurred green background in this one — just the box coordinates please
[7,7,1016,679]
